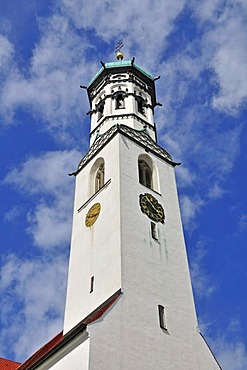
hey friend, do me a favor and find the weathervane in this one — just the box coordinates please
[115,40,124,60]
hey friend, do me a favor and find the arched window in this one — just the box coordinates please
[115,93,125,109]
[112,90,126,110]
[138,154,160,192]
[136,96,145,115]
[89,158,105,196]
[97,101,104,121]
[95,163,104,192]
[138,160,152,188]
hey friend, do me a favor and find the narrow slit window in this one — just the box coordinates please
[151,222,158,240]
[90,276,94,293]
[158,305,167,330]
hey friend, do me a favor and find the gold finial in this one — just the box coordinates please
[115,41,124,60]
[116,51,124,60]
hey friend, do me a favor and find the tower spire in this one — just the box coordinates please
[115,40,124,60]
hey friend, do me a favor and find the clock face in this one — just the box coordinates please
[85,203,101,227]
[139,193,165,223]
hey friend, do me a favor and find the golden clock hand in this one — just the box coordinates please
[88,212,99,218]
[146,198,157,213]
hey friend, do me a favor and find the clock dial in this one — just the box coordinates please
[85,203,101,227]
[139,193,165,223]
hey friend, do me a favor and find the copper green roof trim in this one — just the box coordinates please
[132,63,153,79]
[88,67,104,87]
[88,60,153,87]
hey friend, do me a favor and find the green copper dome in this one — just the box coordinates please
[88,60,153,87]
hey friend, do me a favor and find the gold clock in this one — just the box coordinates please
[139,193,165,223]
[85,203,101,227]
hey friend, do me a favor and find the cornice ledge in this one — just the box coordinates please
[69,124,179,176]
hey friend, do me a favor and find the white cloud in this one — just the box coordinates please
[191,0,222,21]
[213,337,247,370]
[154,1,245,202]
[0,0,187,137]
[216,338,247,370]
[160,101,242,211]
[4,149,80,195]
[0,15,97,142]
[227,317,242,334]
[0,34,14,72]
[60,0,186,65]
[0,18,12,34]
[175,165,196,188]
[239,213,247,232]
[201,124,242,180]
[210,24,247,112]
[207,183,228,200]
[4,149,81,249]
[193,0,247,114]
[180,194,204,229]
[198,315,247,370]
[190,237,217,298]
[0,253,67,362]
[26,201,72,248]
[4,206,23,222]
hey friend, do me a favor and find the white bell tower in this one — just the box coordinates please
[61,50,222,369]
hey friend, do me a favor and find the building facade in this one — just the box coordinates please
[17,54,221,369]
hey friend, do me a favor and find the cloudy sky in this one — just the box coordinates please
[0,1,246,368]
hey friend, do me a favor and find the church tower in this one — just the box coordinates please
[60,51,221,369]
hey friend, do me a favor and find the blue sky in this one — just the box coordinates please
[0,0,246,368]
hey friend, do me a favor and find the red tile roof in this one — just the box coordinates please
[84,290,121,324]
[0,358,20,370]
[17,332,63,370]
[13,289,122,369]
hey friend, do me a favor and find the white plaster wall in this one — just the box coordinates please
[63,136,122,334]
[87,134,221,370]
[49,339,89,370]
[35,332,90,370]
[63,130,220,368]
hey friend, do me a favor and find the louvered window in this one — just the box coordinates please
[138,160,152,189]
[145,168,151,188]
[95,163,104,192]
